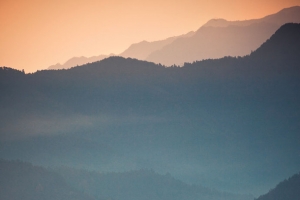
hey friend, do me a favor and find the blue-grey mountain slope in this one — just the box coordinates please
[1,23,300,196]
[0,160,95,200]
[255,172,300,200]
[55,167,253,200]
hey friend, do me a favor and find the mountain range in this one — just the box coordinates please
[0,160,94,200]
[55,166,252,200]
[145,6,300,65]
[47,6,300,70]
[119,31,195,60]
[1,23,300,196]
[1,159,299,200]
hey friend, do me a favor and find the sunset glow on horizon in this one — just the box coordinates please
[1,0,300,73]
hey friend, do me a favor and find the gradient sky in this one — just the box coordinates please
[1,0,300,73]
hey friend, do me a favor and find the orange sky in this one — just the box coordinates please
[1,0,300,73]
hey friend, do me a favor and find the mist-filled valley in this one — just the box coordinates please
[1,20,300,200]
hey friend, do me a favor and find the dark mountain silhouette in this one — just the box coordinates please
[1,23,300,196]
[255,172,300,200]
[146,6,300,65]
[55,167,252,200]
[0,159,95,200]
[250,23,300,62]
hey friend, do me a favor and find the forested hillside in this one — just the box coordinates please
[1,23,300,195]
[256,172,300,200]
[55,167,252,200]
[0,160,95,200]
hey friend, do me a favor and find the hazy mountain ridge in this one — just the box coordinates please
[47,6,300,70]
[146,22,279,65]
[55,167,253,200]
[203,6,300,27]
[1,23,300,195]
[0,159,95,200]
[0,159,298,200]
[47,31,194,70]
[146,6,300,66]
[119,37,178,60]
[119,31,195,60]
[48,54,110,70]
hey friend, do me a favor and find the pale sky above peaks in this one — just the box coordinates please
[1,0,300,72]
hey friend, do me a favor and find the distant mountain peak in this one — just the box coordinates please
[203,18,229,27]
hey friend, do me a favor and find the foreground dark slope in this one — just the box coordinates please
[0,160,94,200]
[0,23,300,195]
[256,172,300,200]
